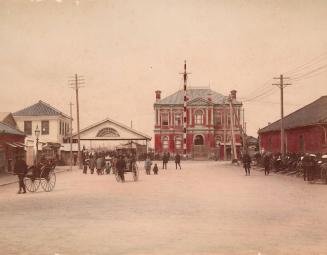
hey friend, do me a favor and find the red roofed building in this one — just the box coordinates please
[258,96,327,154]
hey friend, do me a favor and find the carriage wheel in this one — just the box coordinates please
[24,177,40,192]
[40,170,56,192]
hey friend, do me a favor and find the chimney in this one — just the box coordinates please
[155,90,161,102]
[230,90,237,100]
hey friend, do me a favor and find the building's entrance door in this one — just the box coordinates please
[193,135,207,159]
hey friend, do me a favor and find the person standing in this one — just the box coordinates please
[174,153,181,170]
[153,163,159,175]
[162,152,168,169]
[89,155,95,174]
[242,152,252,176]
[14,155,27,194]
[302,153,312,181]
[82,158,88,174]
[263,154,271,175]
[144,157,152,175]
[116,156,126,182]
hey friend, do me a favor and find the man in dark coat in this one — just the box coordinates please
[162,152,168,169]
[174,153,181,170]
[116,156,126,182]
[14,155,28,194]
[263,154,271,175]
[242,153,252,176]
[302,153,313,181]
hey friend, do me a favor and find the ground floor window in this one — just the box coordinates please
[175,136,182,149]
[162,136,169,149]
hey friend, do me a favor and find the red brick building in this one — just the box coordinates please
[154,88,243,159]
[258,96,327,154]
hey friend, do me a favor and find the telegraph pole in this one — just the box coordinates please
[273,74,291,157]
[69,74,84,169]
[69,102,73,171]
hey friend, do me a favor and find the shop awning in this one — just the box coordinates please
[6,142,25,148]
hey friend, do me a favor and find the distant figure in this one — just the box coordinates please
[73,153,77,166]
[14,155,27,194]
[153,163,159,175]
[242,153,252,176]
[302,153,312,181]
[174,153,181,170]
[96,156,104,175]
[263,154,271,175]
[162,152,168,169]
[116,156,126,182]
[89,156,95,174]
[83,158,88,174]
[144,157,152,175]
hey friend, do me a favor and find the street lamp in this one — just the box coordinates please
[35,125,40,165]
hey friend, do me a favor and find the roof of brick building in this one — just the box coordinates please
[259,96,327,133]
[155,88,241,105]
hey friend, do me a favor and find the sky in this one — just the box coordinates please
[1,0,327,145]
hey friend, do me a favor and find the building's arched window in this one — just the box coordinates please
[195,110,203,125]
[226,135,231,143]
[175,136,182,149]
[96,127,120,137]
[162,136,169,150]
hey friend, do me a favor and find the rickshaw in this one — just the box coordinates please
[317,154,327,184]
[23,161,56,192]
[115,159,139,182]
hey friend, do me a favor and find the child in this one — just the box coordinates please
[153,163,159,175]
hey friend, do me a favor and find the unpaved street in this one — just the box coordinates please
[1,161,327,255]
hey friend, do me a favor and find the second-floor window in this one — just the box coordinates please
[24,121,32,135]
[161,113,169,126]
[214,111,222,125]
[195,110,203,125]
[41,120,49,135]
[174,113,182,126]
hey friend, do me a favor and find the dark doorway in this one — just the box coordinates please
[194,135,204,145]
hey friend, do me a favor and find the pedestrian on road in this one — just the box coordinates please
[242,152,251,176]
[116,156,126,182]
[83,159,88,174]
[162,152,168,169]
[153,163,159,175]
[144,157,152,175]
[96,155,104,175]
[174,153,181,170]
[89,155,95,174]
[302,153,313,181]
[73,153,77,166]
[14,155,27,194]
[263,154,271,175]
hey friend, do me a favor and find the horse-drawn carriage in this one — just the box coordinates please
[23,161,56,192]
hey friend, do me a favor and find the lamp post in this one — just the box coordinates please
[35,125,40,166]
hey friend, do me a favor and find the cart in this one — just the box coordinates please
[115,161,139,182]
[23,163,56,192]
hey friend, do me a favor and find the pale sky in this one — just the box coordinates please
[1,0,327,145]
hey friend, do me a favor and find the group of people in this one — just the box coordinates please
[161,152,182,170]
